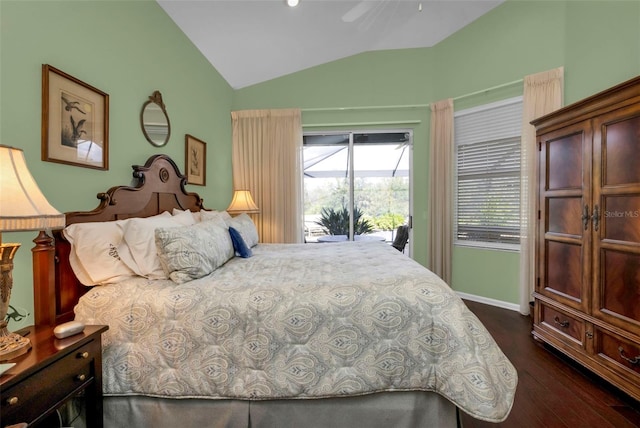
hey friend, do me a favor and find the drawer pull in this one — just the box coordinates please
[76,374,86,382]
[618,347,640,365]
[554,316,570,328]
[6,396,19,406]
[78,351,89,359]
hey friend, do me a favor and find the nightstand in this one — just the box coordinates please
[0,324,108,428]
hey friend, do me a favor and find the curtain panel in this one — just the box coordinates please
[231,109,303,244]
[519,67,564,314]
[428,99,454,284]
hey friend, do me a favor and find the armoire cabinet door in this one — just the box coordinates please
[537,120,592,312]
[592,104,640,337]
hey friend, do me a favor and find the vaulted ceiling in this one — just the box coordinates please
[157,0,505,89]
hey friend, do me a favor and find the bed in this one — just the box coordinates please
[32,154,517,428]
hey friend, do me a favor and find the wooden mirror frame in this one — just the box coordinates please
[140,90,171,147]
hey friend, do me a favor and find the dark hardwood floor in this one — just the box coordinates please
[461,300,640,428]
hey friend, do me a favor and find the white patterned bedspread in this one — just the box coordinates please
[75,242,517,422]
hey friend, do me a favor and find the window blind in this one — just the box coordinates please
[455,97,522,248]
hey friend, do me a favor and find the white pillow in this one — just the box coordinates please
[226,213,259,247]
[200,210,232,224]
[155,217,234,284]
[171,209,198,225]
[67,249,94,286]
[63,220,136,285]
[172,208,201,223]
[121,212,194,279]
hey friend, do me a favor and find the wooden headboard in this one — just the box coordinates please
[33,154,206,327]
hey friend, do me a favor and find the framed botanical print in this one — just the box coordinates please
[185,134,206,185]
[42,64,109,170]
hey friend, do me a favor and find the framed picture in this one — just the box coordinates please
[185,134,206,185]
[42,64,109,170]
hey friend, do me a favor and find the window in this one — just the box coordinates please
[302,131,411,249]
[454,97,522,250]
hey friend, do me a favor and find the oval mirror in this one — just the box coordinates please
[141,90,170,147]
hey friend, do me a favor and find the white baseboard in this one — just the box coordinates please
[455,291,520,312]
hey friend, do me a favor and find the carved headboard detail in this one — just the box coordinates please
[33,154,206,326]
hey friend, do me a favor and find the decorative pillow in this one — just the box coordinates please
[226,213,259,247]
[229,226,252,258]
[63,220,137,285]
[121,212,194,279]
[155,218,235,284]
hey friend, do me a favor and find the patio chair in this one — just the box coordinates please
[392,225,409,252]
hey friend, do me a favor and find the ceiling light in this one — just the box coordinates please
[286,0,299,7]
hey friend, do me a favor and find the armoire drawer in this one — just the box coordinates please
[538,303,585,348]
[593,328,640,382]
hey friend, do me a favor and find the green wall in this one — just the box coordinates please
[1,0,639,328]
[1,0,234,328]
[234,0,640,307]
[438,0,638,305]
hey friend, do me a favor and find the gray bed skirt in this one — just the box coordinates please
[104,391,461,428]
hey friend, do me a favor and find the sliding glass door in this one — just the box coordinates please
[303,131,411,251]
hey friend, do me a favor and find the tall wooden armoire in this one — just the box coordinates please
[532,75,640,401]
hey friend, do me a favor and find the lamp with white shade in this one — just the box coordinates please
[0,145,65,361]
[226,189,260,215]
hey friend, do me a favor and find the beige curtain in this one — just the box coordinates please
[231,108,303,243]
[519,67,564,314]
[428,99,454,284]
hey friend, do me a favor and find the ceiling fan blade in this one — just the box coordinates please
[341,1,375,23]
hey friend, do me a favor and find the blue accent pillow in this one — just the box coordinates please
[229,226,252,258]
